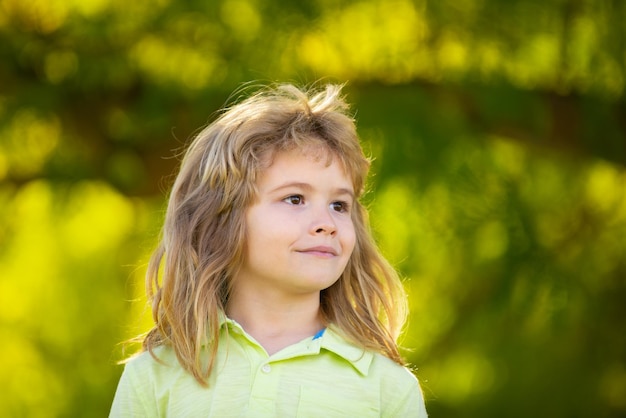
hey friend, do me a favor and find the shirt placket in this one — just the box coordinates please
[247,359,280,417]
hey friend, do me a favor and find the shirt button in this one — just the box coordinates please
[261,364,271,373]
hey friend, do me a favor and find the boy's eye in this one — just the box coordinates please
[330,201,350,213]
[284,195,304,205]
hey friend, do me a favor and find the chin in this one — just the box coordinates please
[303,278,341,292]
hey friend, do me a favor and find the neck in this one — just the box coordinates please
[226,286,324,355]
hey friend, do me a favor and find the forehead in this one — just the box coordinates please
[261,143,349,172]
[256,147,352,189]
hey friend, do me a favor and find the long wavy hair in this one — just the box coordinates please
[141,83,408,386]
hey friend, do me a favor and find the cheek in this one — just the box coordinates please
[343,222,357,254]
[243,209,264,252]
[246,208,293,248]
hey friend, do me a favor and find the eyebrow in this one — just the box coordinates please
[269,182,355,198]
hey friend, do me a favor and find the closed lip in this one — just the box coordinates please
[297,246,338,256]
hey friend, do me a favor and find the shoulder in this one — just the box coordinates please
[320,329,427,416]
[110,346,203,417]
[124,345,176,371]
[110,347,175,417]
[121,345,187,387]
[370,352,419,383]
[368,354,428,417]
[321,327,420,387]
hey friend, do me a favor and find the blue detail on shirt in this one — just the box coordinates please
[313,328,326,340]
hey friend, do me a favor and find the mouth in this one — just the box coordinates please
[297,246,338,257]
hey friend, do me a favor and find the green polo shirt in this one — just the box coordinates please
[110,317,427,417]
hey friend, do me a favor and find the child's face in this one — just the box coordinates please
[237,148,356,298]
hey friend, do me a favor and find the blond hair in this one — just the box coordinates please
[142,83,408,385]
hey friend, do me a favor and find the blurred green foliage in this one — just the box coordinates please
[0,0,624,417]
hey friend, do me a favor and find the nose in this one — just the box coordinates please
[311,207,337,236]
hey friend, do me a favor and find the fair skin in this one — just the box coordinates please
[226,147,356,355]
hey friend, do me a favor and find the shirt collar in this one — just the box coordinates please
[318,326,374,376]
[219,314,374,376]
